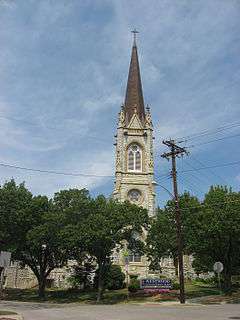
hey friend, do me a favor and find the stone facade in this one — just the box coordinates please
[113,106,156,217]
[112,38,157,276]
[4,262,37,289]
[4,261,74,289]
[113,37,156,217]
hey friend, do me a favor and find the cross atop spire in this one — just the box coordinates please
[131,28,139,46]
[124,30,145,125]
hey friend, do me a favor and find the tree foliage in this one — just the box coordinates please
[74,196,149,301]
[188,186,240,291]
[147,186,240,292]
[94,264,125,291]
[3,178,240,298]
[0,179,32,251]
[146,192,200,275]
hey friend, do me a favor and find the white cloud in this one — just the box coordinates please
[0,0,239,201]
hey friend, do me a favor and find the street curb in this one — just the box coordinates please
[128,301,209,307]
[0,313,24,320]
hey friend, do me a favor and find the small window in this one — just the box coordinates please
[129,253,142,263]
[128,144,142,172]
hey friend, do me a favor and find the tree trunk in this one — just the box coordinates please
[173,256,179,277]
[223,238,233,294]
[0,267,4,298]
[223,269,232,293]
[97,262,104,303]
[38,276,46,299]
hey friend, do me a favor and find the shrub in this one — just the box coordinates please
[94,264,125,291]
[68,261,95,290]
[129,274,138,280]
[172,282,180,290]
[105,265,126,290]
[128,278,140,293]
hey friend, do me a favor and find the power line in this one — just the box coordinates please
[179,174,205,195]
[0,162,170,180]
[182,160,210,186]
[190,133,240,147]
[0,163,114,178]
[176,121,240,142]
[180,160,240,173]
[0,114,110,144]
[188,155,228,185]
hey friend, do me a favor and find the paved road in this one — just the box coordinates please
[1,300,240,320]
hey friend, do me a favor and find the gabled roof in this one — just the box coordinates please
[124,40,145,125]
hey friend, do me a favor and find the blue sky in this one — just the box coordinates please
[0,0,239,207]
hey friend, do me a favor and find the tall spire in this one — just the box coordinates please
[124,30,145,124]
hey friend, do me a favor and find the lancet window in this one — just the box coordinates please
[128,144,142,172]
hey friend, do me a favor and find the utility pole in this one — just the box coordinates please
[161,139,188,304]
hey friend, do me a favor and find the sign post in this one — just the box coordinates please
[123,250,129,300]
[213,262,223,294]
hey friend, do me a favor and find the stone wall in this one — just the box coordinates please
[4,255,200,289]
[4,262,37,289]
[4,262,74,289]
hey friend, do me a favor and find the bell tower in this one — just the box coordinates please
[113,32,156,216]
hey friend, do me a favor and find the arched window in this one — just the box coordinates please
[128,144,142,172]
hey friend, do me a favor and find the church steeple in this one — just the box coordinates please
[114,31,155,217]
[124,31,145,125]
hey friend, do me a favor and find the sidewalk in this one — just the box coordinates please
[0,312,23,320]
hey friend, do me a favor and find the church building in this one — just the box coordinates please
[113,34,156,217]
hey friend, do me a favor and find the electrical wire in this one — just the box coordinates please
[188,155,228,185]
[190,133,240,147]
[178,175,203,195]
[179,160,240,173]
[0,162,170,180]
[182,160,209,186]
[176,121,240,142]
[0,163,114,178]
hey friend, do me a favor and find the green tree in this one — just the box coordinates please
[52,188,92,261]
[68,257,95,290]
[146,192,200,276]
[53,188,98,292]
[52,190,148,300]
[188,186,240,292]
[81,196,149,302]
[94,264,125,290]
[11,195,69,298]
[0,180,71,298]
[0,179,33,251]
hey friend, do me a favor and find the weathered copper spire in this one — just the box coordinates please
[124,30,145,124]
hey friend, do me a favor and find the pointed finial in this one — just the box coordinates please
[131,28,139,46]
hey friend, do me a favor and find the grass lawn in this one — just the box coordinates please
[1,281,236,304]
[185,281,220,299]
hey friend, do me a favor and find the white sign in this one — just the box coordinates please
[0,251,11,268]
[213,261,223,273]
